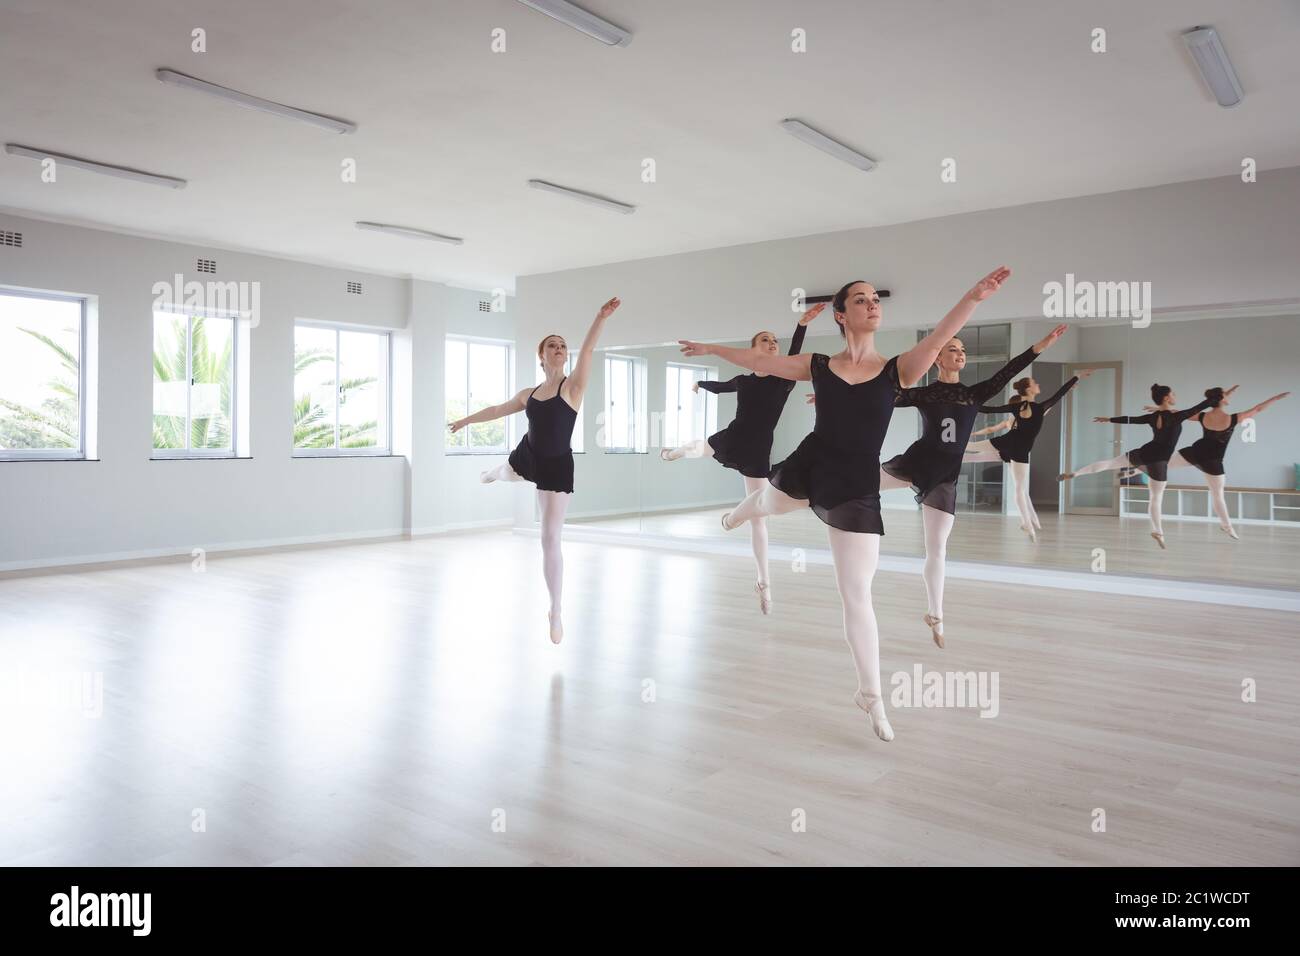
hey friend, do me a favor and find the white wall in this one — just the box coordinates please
[0,213,510,569]
[512,168,1300,527]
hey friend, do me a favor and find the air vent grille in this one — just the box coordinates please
[1,231,23,247]
[347,281,363,295]
[479,300,491,312]
[197,258,216,273]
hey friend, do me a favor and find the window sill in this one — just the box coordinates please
[1,457,98,463]
[292,452,400,459]
[151,455,252,461]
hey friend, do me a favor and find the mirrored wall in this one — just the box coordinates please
[561,311,1299,592]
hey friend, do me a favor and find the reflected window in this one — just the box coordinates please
[664,363,717,448]
[604,354,646,453]
[445,336,512,454]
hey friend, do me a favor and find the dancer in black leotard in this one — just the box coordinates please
[450,296,621,643]
[1060,382,1216,549]
[679,267,1014,742]
[1168,386,1290,539]
[965,370,1094,542]
[877,326,1068,646]
[661,309,817,614]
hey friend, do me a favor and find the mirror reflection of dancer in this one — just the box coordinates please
[450,297,622,643]
[679,267,1013,742]
[660,306,820,613]
[879,325,1068,647]
[966,370,1094,542]
[1168,387,1290,539]
[1059,382,1215,550]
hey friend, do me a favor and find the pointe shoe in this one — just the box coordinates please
[1058,472,1073,482]
[854,691,895,742]
[1019,524,1037,543]
[755,581,772,615]
[721,511,735,532]
[923,613,944,649]
[548,611,563,644]
[1220,524,1240,540]
[1031,514,1042,530]
[479,469,496,484]
[1151,531,1167,550]
[659,448,674,462]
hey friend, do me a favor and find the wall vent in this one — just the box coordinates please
[347,281,363,295]
[197,258,216,273]
[478,300,491,312]
[1,230,23,248]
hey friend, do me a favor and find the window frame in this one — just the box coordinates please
[0,287,88,461]
[604,353,646,454]
[444,333,515,456]
[664,361,718,449]
[292,320,393,458]
[151,308,241,460]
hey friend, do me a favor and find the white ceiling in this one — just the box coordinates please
[2,0,1298,291]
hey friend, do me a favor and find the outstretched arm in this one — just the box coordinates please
[1239,391,1291,422]
[449,386,531,433]
[971,325,1069,403]
[1096,411,1155,425]
[566,297,621,402]
[696,376,742,394]
[679,341,813,381]
[1038,375,1081,416]
[897,267,1011,387]
[971,416,1014,437]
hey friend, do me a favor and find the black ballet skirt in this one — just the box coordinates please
[882,347,1038,514]
[981,376,1078,464]
[1109,399,1214,482]
[507,377,578,493]
[767,353,900,534]
[698,322,807,478]
[1177,412,1237,477]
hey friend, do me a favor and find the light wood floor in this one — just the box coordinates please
[2,531,1297,866]
[576,506,1300,589]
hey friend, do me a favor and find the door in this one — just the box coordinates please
[1062,361,1123,515]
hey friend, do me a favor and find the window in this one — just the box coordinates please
[445,336,513,454]
[664,363,717,449]
[293,324,391,455]
[535,353,584,453]
[1,290,86,460]
[603,354,646,453]
[152,310,238,457]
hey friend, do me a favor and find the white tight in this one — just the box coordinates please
[537,490,570,617]
[482,460,523,483]
[726,481,882,698]
[741,475,771,587]
[920,505,955,636]
[1071,453,1130,477]
[962,440,1002,464]
[1206,475,1232,531]
[1009,460,1039,530]
[664,439,713,461]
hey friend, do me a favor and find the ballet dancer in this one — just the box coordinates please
[879,325,1069,647]
[1168,387,1290,539]
[679,267,1014,742]
[660,305,820,614]
[965,369,1095,542]
[449,296,622,643]
[1059,382,1223,549]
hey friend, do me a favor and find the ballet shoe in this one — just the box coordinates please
[1057,472,1073,482]
[1219,524,1240,540]
[479,469,496,484]
[923,613,944,649]
[1031,515,1042,530]
[548,611,563,644]
[1019,524,1037,543]
[1150,531,1167,550]
[755,581,772,615]
[721,511,735,532]
[659,448,674,462]
[854,691,895,742]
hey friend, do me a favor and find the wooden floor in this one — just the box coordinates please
[2,531,1297,866]
[577,506,1300,589]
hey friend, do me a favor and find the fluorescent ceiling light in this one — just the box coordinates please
[515,0,632,46]
[528,179,636,214]
[4,143,187,189]
[356,222,464,245]
[156,68,357,134]
[1181,26,1244,108]
[780,119,877,172]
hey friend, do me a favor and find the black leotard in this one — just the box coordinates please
[767,353,900,534]
[507,376,579,493]
[979,376,1078,464]
[696,322,807,478]
[1176,412,1238,477]
[881,347,1038,514]
[1108,398,1214,482]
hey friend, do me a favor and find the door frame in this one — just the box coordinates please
[1062,360,1124,516]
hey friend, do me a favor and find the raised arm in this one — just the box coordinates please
[449,386,532,434]
[1239,391,1290,422]
[788,302,822,355]
[566,297,621,403]
[679,341,813,381]
[897,267,1011,387]
[970,325,1068,403]
[696,375,742,394]
[971,416,1014,437]
[1038,375,1080,415]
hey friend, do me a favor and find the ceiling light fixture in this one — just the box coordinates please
[515,0,632,46]
[355,222,464,245]
[1181,26,1244,108]
[156,68,358,134]
[4,143,187,189]
[780,119,877,172]
[527,179,635,214]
